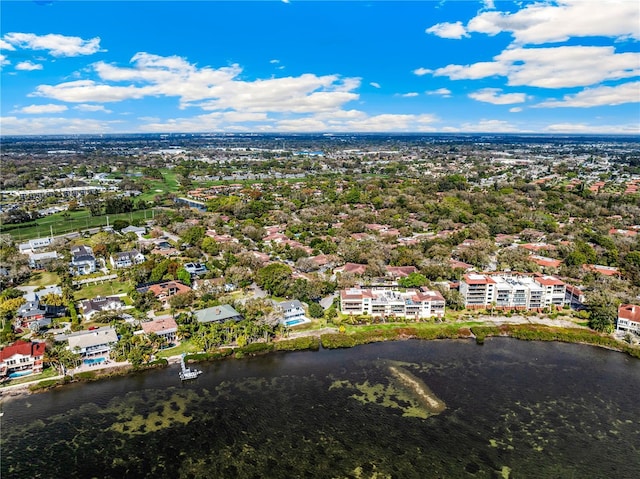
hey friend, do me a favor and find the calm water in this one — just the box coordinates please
[2,339,639,478]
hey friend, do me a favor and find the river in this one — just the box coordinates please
[2,338,639,478]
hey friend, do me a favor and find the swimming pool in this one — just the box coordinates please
[284,318,308,327]
[8,370,33,378]
[83,357,106,366]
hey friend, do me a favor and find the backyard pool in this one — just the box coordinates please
[83,357,106,366]
[283,318,310,327]
[8,370,33,379]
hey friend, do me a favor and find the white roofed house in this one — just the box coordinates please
[28,251,59,270]
[66,327,119,359]
[70,245,96,275]
[80,296,125,321]
[276,300,310,327]
[110,250,145,269]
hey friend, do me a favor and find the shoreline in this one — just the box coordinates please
[2,319,638,402]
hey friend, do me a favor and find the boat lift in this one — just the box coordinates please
[179,353,202,381]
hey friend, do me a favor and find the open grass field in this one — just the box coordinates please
[1,208,156,241]
[137,170,180,202]
[23,271,61,288]
[74,280,131,301]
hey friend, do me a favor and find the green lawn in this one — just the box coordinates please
[23,271,61,288]
[344,321,484,334]
[74,280,131,300]
[137,170,180,202]
[1,208,156,241]
[0,366,59,388]
[156,340,198,358]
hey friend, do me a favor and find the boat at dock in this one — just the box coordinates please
[179,354,202,381]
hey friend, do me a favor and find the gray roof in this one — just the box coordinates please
[278,300,304,310]
[67,328,118,350]
[195,304,242,323]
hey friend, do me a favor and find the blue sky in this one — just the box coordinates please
[1,0,639,135]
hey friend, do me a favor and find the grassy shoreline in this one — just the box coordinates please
[7,322,638,398]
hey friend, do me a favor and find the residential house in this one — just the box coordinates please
[334,263,368,276]
[110,250,145,269]
[0,340,46,379]
[340,287,445,319]
[17,237,52,255]
[121,225,146,237]
[144,281,192,306]
[277,300,309,326]
[194,304,243,324]
[386,266,418,279]
[66,327,118,359]
[70,245,96,275]
[80,296,125,321]
[565,285,585,310]
[28,251,59,269]
[184,262,207,276]
[139,316,179,346]
[617,304,640,335]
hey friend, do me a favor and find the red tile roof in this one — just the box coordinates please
[619,304,640,323]
[0,340,45,361]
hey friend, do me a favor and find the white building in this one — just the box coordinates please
[340,288,445,319]
[459,272,566,310]
[67,327,118,358]
[617,304,640,334]
[110,250,145,269]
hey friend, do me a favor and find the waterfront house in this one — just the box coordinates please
[276,300,309,326]
[66,327,118,359]
[139,316,178,346]
[617,304,640,335]
[194,304,243,324]
[0,340,45,380]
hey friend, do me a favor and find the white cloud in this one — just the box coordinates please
[0,54,8,68]
[466,0,640,44]
[15,61,43,71]
[35,53,361,115]
[19,104,68,114]
[433,46,640,88]
[0,39,15,51]
[0,116,119,135]
[468,88,527,105]
[536,81,640,107]
[426,21,468,39]
[413,67,432,76]
[270,59,280,64]
[544,122,640,134]
[425,88,451,97]
[399,92,419,97]
[34,80,151,103]
[434,61,507,80]
[509,107,523,113]
[370,82,381,88]
[74,104,113,113]
[2,32,103,57]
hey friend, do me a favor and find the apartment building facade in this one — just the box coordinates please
[340,287,445,319]
[459,273,566,310]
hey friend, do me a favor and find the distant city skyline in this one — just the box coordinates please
[1,0,639,135]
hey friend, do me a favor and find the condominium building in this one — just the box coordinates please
[459,273,566,310]
[340,287,445,319]
[617,304,640,334]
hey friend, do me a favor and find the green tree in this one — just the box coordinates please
[308,302,324,318]
[398,272,428,288]
[256,263,292,297]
